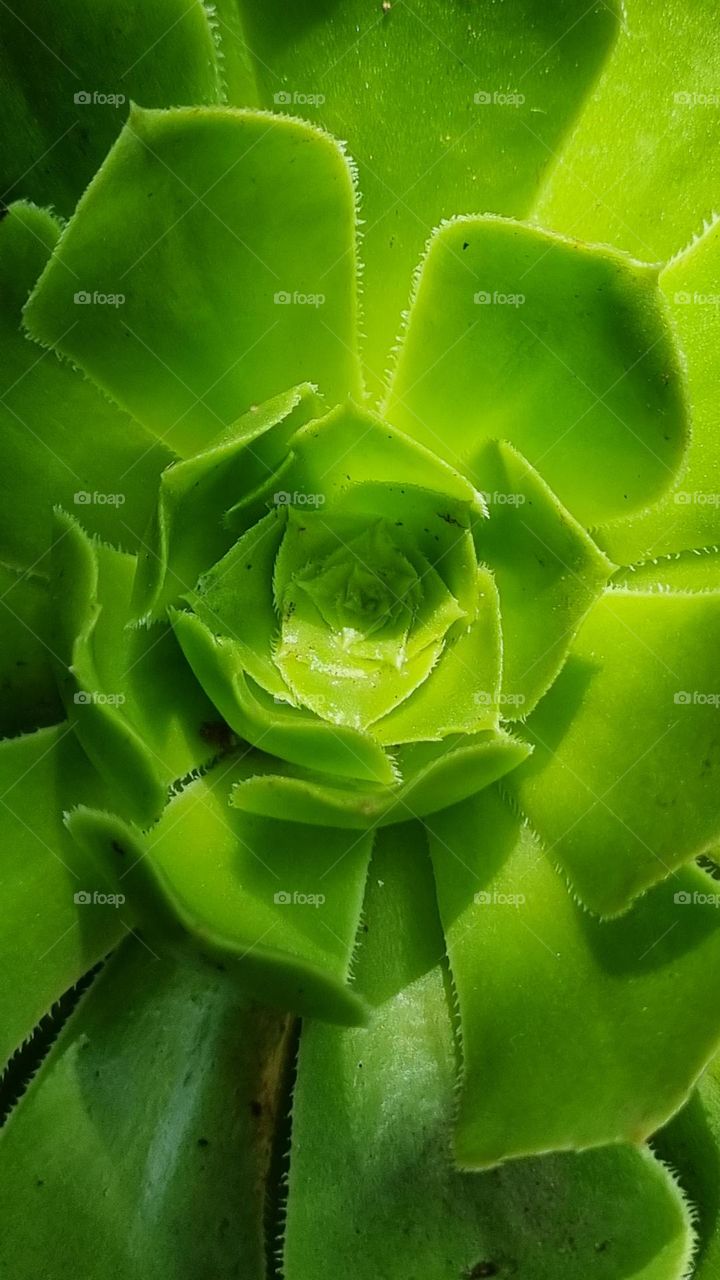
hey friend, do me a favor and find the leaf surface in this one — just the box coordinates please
[0,725,124,1068]
[285,821,694,1280]
[385,216,687,528]
[25,107,361,454]
[430,786,720,1165]
[226,0,618,392]
[68,754,372,1025]
[0,0,223,216]
[508,588,720,915]
[0,940,286,1280]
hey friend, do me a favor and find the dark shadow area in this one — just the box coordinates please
[653,1087,720,1269]
[0,962,102,1126]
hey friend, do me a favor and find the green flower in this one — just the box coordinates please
[1,5,720,1280]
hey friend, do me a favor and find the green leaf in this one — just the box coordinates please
[226,0,618,394]
[613,547,720,593]
[284,821,694,1280]
[385,216,687,528]
[372,563,501,744]
[24,106,361,455]
[0,0,224,217]
[0,939,288,1280]
[67,755,372,1026]
[600,221,720,563]
[231,729,531,828]
[508,588,720,916]
[654,1052,720,1280]
[535,0,720,265]
[273,518,452,730]
[0,202,172,573]
[132,384,321,621]
[276,402,485,516]
[473,440,612,717]
[0,725,125,1069]
[430,786,720,1167]
[0,563,63,737]
[52,512,218,827]
[171,605,396,786]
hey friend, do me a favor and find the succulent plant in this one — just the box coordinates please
[1,3,720,1278]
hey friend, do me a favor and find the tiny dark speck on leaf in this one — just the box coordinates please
[595,1241,610,1253]
[467,1264,498,1278]
[36,1179,45,1188]
[0,205,9,221]
[462,241,469,250]
[197,1137,209,1148]
[111,840,126,858]
[250,1099,263,1117]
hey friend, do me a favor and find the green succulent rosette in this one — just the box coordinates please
[1,4,720,1279]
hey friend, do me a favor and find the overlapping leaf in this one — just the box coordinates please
[67,754,372,1025]
[24,107,361,454]
[0,726,125,1069]
[223,0,619,392]
[536,0,720,265]
[508,587,720,915]
[0,203,172,574]
[385,215,688,528]
[0,940,288,1280]
[52,512,218,827]
[285,822,695,1279]
[430,787,720,1165]
[0,0,223,216]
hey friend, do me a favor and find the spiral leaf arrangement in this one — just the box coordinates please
[1,3,720,1278]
